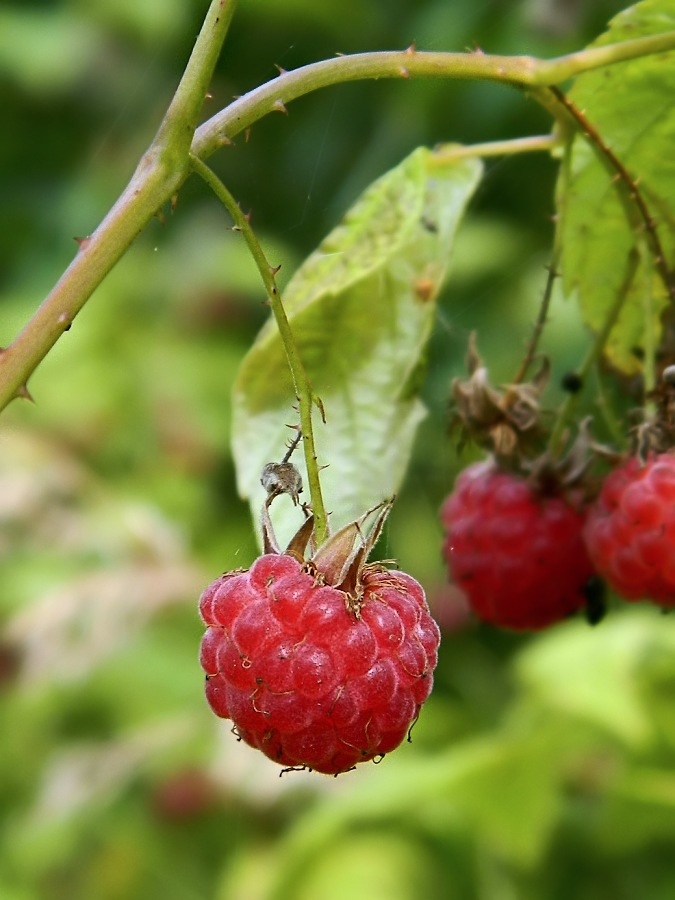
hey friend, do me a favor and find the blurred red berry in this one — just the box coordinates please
[584,452,675,604]
[441,460,594,630]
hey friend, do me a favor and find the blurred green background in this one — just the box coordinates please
[2,1,675,898]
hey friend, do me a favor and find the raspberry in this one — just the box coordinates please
[199,554,440,775]
[441,460,594,630]
[584,452,675,604]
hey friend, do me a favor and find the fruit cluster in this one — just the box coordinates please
[441,451,675,631]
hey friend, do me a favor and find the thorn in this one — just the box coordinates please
[272,99,288,115]
[270,264,282,276]
[274,64,287,75]
[335,51,345,57]
[399,67,410,79]
[281,430,302,463]
[74,236,92,249]
[204,92,213,100]
[171,193,179,212]
[405,41,416,55]
[218,135,235,148]
[243,211,252,223]
[245,127,251,143]
[15,383,33,403]
[57,312,72,331]
[313,395,327,423]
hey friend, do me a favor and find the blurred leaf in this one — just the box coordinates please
[0,8,101,94]
[294,832,447,900]
[445,729,565,868]
[81,0,192,44]
[27,719,196,825]
[514,610,674,748]
[232,147,482,546]
[557,0,675,375]
[597,767,675,853]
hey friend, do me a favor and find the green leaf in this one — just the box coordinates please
[443,732,564,869]
[593,766,675,860]
[514,610,674,748]
[232,147,482,546]
[557,0,675,375]
[0,8,100,94]
[294,832,445,900]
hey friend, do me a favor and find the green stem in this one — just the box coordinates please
[549,248,640,456]
[433,134,559,161]
[0,0,237,412]
[191,32,675,157]
[189,155,329,545]
[640,237,657,420]
[2,23,674,411]
[512,246,561,385]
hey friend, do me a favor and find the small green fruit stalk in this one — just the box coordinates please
[441,334,600,631]
[199,461,440,775]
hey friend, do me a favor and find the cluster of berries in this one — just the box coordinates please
[438,338,675,631]
[441,451,675,631]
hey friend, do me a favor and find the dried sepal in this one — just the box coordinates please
[261,502,282,555]
[450,333,549,462]
[524,417,617,497]
[261,494,394,606]
[311,500,393,594]
[636,364,675,458]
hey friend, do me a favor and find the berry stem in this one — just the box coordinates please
[640,237,658,420]
[512,248,560,385]
[433,134,559,161]
[189,155,329,545]
[549,248,640,456]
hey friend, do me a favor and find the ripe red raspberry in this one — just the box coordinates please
[584,452,675,604]
[199,554,440,775]
[441,460,594,630]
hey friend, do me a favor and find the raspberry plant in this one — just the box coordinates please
[3,0,675,893]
